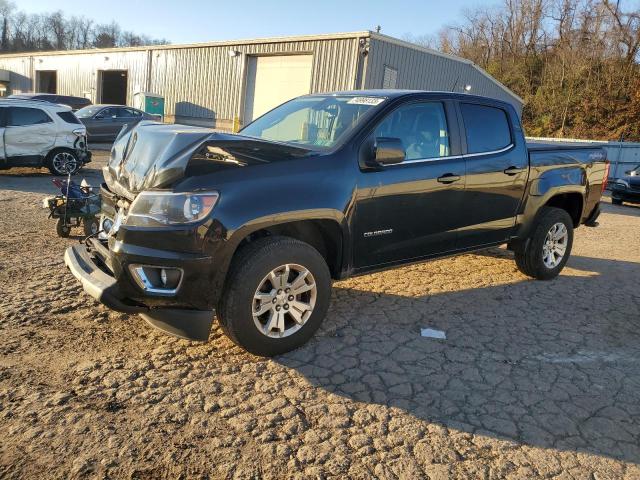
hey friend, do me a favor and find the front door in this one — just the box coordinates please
[90,107,122,140]
[455,102,528,247]
[353,101,466,269]
[5,106,56,165]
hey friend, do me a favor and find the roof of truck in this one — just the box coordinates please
[309,89,514,105]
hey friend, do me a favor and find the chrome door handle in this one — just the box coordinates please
[437,173,461,184]
[504,166,526,176]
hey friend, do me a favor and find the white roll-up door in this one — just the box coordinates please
[243,54,313,124]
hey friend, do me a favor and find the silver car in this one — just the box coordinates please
[75,105,155,142]
[0,98,90,175]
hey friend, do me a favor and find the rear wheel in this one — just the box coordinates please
[48,149,80,176]
[514,207,574,280]
[217,236,331,356]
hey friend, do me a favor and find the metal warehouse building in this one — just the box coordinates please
[0,31,523,130]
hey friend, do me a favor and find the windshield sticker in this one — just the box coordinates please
[347,97,386,106]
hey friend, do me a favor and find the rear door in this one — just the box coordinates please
[353,99,467,268]
[456,102,528,247]
[4,106,56,165]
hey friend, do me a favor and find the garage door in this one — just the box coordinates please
[243,55,313,124]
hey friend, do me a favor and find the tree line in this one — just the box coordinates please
[0,1,167,52]
[406,0,640,141]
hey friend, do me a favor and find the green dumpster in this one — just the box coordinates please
[133,92,165,121]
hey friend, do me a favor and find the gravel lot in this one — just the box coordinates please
[1,153,639,479]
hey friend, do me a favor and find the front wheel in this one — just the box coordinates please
[514,207,574,280]
[217,236,331,356]
[611,197,623,205]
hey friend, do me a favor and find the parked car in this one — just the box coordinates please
[65,90,608,356]
[8,93,92,111]
[610,165,640,205]
[75,105,155,142]
[0,99,91,175]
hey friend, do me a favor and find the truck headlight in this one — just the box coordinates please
[125,191,219,227]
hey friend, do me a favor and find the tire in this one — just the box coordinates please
[47,149,80,176]
[83,217,99,237]
[611,197,623,205]
[514,206,574,280]
[56,218,71,238]
[217,236,332,356]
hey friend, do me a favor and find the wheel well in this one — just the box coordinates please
[235,220,343,279]
[545,193,583,227]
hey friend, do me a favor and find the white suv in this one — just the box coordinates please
[0,98,91,175]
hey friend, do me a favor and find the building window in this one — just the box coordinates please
[383,66,398,89]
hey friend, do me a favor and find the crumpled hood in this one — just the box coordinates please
[103,121,311,200]
[104,121,214,199]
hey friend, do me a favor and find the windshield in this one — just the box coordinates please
[240,95,386,150]
[75,106,105,118]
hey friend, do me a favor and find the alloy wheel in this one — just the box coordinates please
[252,263,317,338]
[52,152,78,174]
[542,222,568,269]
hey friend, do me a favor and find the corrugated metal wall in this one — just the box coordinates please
[0,57,33,92]
[0,32,524,130]
[150,37,361,129]
[0,36,363,130]
[365,36,523,114]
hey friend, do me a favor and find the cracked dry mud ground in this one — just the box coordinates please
[1,154,639,480]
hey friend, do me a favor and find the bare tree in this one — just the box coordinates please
[0,4,166,53]
[408,0,640,141]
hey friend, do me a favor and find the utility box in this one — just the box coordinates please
[133,92,165,121]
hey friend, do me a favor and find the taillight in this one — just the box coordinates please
[602,161,610,192]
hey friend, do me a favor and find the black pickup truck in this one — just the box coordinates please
[65,90,608,356]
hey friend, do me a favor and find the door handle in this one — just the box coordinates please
[504,166,526,176]
[437,173,461,184]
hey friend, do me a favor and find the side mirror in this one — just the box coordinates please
[374,137,405,165]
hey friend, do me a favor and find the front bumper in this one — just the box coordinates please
[64,242,214,341]
[64,243,145,313]
[74,135,92,164]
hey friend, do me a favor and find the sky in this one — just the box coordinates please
[19,0,483,44]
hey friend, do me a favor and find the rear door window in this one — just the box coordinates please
[7,107,53,126]
[115,107,139,118]
[57,111,81,124]
[460,103,512,154]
